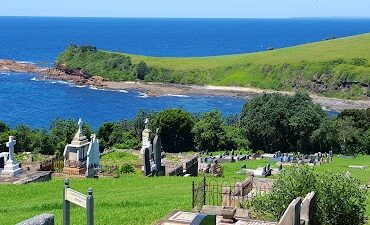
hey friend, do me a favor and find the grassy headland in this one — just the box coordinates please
[56,33,370,99]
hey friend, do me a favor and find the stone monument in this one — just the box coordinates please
[1,136,23,176]
[153,128,164,175]
[86,134,101,178]
[63,118,100,176]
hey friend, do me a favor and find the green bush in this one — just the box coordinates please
[247,166,367,225]
[119,163,135,174]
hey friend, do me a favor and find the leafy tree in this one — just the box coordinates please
[97,122,116,151]
[0,121,9,133]
[13,124,33,153]
[240,92,325,153]
[29,129,54,155]
[220,125,249,151]
[135,61,149,80]
[154,108,194,153]
[192,111,225,151]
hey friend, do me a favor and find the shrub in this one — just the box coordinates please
[119,163,135,174]
[247,166,367,225]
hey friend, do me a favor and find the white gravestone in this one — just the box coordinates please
[140,118,152,155]
[2,136,22,176]
[86,134,100,177]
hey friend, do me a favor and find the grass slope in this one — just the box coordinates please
[1,156,369,225]
[57,33,370,99]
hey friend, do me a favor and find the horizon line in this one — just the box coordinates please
[1,15,370,20]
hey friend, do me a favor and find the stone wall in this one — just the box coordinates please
[16,214,54,225]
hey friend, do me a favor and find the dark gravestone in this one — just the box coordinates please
[190,214,216,225]
[0,156,4,169]
[153,128,162,174]
[144,148,151,176]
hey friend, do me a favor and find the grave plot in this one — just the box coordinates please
[0,136,51,184]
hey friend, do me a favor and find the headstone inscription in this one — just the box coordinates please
[63,179,94,225]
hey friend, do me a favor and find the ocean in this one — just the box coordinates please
[1,17,369,129]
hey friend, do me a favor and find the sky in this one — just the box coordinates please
[0,0,369,18]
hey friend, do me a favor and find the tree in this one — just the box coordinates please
[240,92,326,153]
[192,111,225,151]
[220,125,249,151]
[153,109,194,153]
[97,122,116,151]
[135,61,148,80]
[0,121,9,133]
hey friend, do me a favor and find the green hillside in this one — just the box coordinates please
[56,33,370,99]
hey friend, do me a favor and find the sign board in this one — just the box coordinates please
[63,179,94,225]
[65,188,87,208]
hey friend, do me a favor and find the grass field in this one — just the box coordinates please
[57,33,370,99]
[0,156,369,225]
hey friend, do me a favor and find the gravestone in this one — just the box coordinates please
[1,136,23,177]
[16,214,55,225]
[190,214,216,225]
[86,134,100,178]
[143,148,151,176]
[278,197,302,225]
[300,192,316,225]
[63,118,90,175]
[153,128,163,175]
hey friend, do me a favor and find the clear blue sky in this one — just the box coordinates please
[0,0,369,18]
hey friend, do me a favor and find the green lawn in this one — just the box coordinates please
[0,155,369,225]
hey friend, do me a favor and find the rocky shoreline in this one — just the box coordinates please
[1,59,370,111]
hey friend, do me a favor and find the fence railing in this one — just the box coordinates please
[192,176,272,210]
[39,158,116,178]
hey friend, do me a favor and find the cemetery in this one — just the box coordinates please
[0,118,369,225]
[0,153,367,225]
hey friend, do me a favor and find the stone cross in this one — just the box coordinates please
[78,118,83,134]
[6,136,16,162]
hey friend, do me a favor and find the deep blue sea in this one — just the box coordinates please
[1,17,370,129]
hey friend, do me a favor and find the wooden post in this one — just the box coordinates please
[87,188,94,225]
[63,178,70,225]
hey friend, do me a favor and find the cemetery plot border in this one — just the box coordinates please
[192,177,272,210]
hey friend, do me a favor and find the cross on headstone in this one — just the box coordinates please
[78,118,83,134]
[6,136,16,162]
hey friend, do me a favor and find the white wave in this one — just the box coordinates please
[138,92,149,98]
[163,94,190,98]
[112,89,128,93]
[0,72,10,76]
[89,86,99,90]
[56,81,69,85]
[30,77,39,81]
[16,61,36,65]
[88,86,108,91]
[74,85,87,88]
[51,81,57,84]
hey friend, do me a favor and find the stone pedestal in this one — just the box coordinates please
[63,166,86,175]
[2,160,22,177]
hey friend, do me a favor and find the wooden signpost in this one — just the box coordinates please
[63,178,94,225]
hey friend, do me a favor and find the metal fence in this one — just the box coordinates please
[39,158,116,178]
[192,176,272,210]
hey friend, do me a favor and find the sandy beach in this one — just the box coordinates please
[2,59,370,112]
